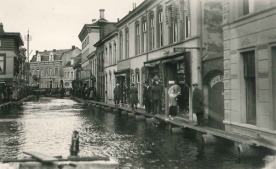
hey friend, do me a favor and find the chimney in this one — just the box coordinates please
[0,23,4,33]
[53,49,56,52]
[72,46,75,50]
[99,9,105,19]
[117,18,120,22]
[36,50,38,55]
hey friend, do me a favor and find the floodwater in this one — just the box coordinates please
[0,97,274,169]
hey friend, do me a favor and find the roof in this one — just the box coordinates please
[30,49,71,62]
[0,32,24,46]
[78,22,100,41]
[94,29,118,47]
[115,0,153,27]
[64,61,72,67]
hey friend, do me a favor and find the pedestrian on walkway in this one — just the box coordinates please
[151,81,162,114]
[192,83,204,127]
[143,81,152,114]
[113,83,121,107]
[129,83,138,110]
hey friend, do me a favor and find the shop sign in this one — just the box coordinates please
[173,47,186,52]
[168,81,175,84]
[210,75,224,88]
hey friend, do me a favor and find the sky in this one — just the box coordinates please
[0,0,144,61]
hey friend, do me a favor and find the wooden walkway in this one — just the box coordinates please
[72,97,276,151]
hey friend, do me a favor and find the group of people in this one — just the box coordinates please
[0,85,32,104]
[71,85,97,100]
[143,80,163,115]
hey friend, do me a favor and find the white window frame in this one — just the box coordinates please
[158,11,163,47]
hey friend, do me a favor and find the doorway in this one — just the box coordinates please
[207,71,224,130]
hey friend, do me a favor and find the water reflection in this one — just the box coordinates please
[0,97,271,169]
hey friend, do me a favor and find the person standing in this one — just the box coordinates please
[129,83,138,110]
[151,81,162,114]
[192,83,205,127]
[143,81,152,114]
[113,83,121,107]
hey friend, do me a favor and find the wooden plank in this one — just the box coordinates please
[23,151,58,163]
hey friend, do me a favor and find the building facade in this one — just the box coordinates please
[29,46,79,88]
[113,0,223,123]
[222,0,276,148]
[0,23,25,88]
[78,20,100,88]
[94,9,117,102]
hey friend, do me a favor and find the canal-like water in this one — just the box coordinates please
[0,97,274,169]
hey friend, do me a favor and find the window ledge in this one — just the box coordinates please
[224,120,276,135]
[117,35,199,63]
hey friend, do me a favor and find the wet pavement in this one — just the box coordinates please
[0,97,273,169]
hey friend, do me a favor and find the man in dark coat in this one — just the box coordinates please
[192,83,204,127]
[113,83,121,107]
[129,83,139,110]
[151,81,162,114]
[143,81,152,114]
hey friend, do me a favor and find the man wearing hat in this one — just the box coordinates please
[114,83,121,107]
[143,81,152,114]
[192,83,204,127]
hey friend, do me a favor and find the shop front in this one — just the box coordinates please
[114,68,130,105]
[144,52,191,117]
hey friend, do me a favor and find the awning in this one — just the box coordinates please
[162,56,184,63]
[114,68,130,76]
[144,51,186,66]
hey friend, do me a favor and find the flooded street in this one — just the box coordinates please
[0,97,271,169]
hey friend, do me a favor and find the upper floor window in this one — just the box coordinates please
[243,0,254,15]
[109,45,112,65]
[125,29,129,58]
[0,54,6,74]
[157,10,163,48]
[173,21,178,43]
[142,20,147,53]
[0,40,1,47]
[120,32,123,61]
[114,43,116,64]
[37,69,39,75]
[71,72,73,79]
[49,68,52,76]
[136,23,140,55]
[149,16,155,51]
[55,67,58,75]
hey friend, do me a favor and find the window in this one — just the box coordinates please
[55,67,58,75]
[185,15,190,39]
[136,71,140,103]
[142,20,147,53]
[109,45,112,65]
[0,40,1,47]
[71,72,73,79]
[114,43,117,64]
[131,73,135,83]
[136,23,140,55]
[120,32,123,60]
[0,54,6,74]
[173,21,178,43]
[40,68,43,76]
[46,68,48,76]
[158,11,163,47]
[243,51,256,125]
[243,0,254,15]
[150,16,155,51]
[37,69,39,75]
[67,72,70,79]
[125,29,129,58]
[49,68,52,76]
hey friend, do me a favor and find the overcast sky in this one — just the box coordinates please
[0,0,144,60]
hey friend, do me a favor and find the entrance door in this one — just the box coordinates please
[208,74,224,130]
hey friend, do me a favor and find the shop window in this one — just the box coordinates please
[136,71,140,102]
[125,28,129,58]
[243,51,256,125]
[135,23,140,55]
[157,10,163,48]
[149,15,155,51]
[142,20,147,53]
